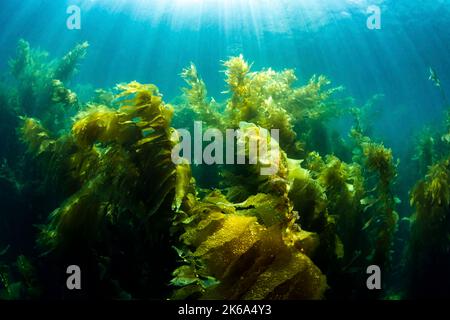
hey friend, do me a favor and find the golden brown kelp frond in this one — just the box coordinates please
[317,155,365,222]
[20,117,55,156]
[72,104,121,148]
[115,81,174,132]
[315,155,366,266]
[407,157,450,298]
[38,182,105,251]
[287,158,328,231]
[36,82,193,256]
[352,133,399,269]
[424,161,450,207]
[220,121,293,212]
[288,75,343,122]
[115,81,159,105]
[222,56,300,156]
[223,54,251,102]
[171,190,327,300]
[236,122,289,196]
[286,156,345,270]
[408,158,450,274]
[181,63,223,128]
[221,55,345,157]
[174,159,196,212]
[19,116,87,195]
[363,142,396,192]
[181,63,207,108]
[411,159,450,216]
[93,89,115,106]
[257,96,301,156]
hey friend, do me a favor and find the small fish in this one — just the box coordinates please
[362,217,374,230]
[429,67,441,87]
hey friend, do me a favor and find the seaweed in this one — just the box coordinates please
[3,40,439,300]
[20,81,193,298]
[53,42,89,82]
[181,63,223,128]
[0,255,41,299]
[352,129,399,270]
[8,39,87,131]
[171,191,327,300]
[408,157,450,298]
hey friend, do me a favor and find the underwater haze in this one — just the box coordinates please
[1,0,450,300]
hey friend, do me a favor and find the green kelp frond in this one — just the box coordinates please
[9,39,31,77]
[351,94,385,135]
[9,39,48,80]
[51,80,78,106]
[413,130,435,177]
[181,63,223,128]
[443,109,450,143]
[9,40,89,131]
[0,255,41,299]
[443,131,450,144]
[53,41,89,82]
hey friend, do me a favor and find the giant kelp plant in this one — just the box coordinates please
[1,40,449,300]
[407,106,450,299]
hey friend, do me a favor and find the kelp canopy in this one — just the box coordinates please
[0,40,449,300]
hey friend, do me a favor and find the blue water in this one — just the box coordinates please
[2,1,450,158]
[0,0,448,192]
